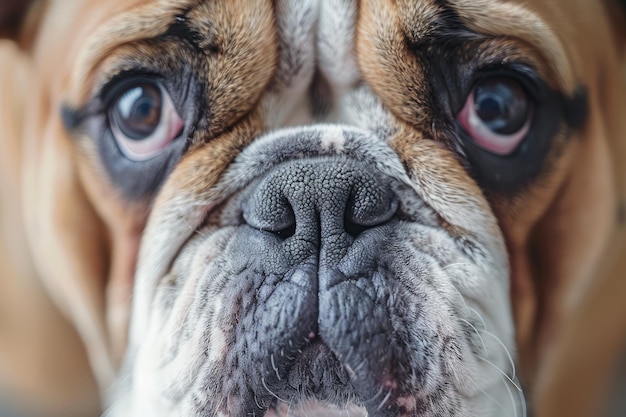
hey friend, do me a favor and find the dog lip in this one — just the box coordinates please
[212,229,421,416]
[266,338,356,407]
[283,338,342,383]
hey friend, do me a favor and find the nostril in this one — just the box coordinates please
[241,158,400,242]
[273,216,297,239]
[242,195,297,240]
[344,186,399,237]
[343,215,370,237]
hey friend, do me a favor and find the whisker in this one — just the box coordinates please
[343,345,355,366]
[184,218,207,238]
[271,354,282,381]
[367,385,384,403]
[446,279,479,330]
[261,377,290,404]
[352,359,367,376]
[468,306,487,331]
[462,306,517,382]
[501,373,519,417]
[483,388,510,415]
[481,329,517,380]
[516,376,528,417]
[475,356,522,392]
[254,393,266,410]
[460,318,487,354]
[376,389,393,411]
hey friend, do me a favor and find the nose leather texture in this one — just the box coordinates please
[242,157,399,256]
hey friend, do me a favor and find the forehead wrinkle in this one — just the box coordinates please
[446,0,575,91]
[68,0,198,105]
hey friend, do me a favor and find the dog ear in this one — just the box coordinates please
[0,13,102,417]
[530,3,626,416]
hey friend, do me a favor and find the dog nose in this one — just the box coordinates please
[242,158,398,242]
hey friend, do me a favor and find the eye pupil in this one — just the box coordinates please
[476,96,504,121]
[111,83,162,140]
[474,78,529,135]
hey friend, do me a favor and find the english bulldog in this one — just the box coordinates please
[0,1,625,417]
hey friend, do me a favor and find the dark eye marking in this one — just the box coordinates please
[561,87,588,131]
[455,75,588,193]
[61,70,198,200]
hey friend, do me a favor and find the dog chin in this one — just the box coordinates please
[263,402,367,417]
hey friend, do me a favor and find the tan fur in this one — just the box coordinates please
[0,39,100,417]
[0,0,624,416]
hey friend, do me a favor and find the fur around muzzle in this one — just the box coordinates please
[107,126,519,417]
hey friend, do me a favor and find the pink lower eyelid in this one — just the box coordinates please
[458,96,474,135]
[168,113,184,140]
[458,93,527,156]
[121,113,182,160]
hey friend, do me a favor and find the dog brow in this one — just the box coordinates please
[68,1,197,105]
[447,0,575,91]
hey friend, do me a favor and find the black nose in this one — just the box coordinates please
[242,158,398,241]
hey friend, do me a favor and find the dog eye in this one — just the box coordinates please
[457,77,533,156]
[108,82,183,161]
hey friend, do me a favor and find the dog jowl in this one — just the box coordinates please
[3,0,626,416]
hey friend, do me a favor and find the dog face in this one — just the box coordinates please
[1,0,625,416]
